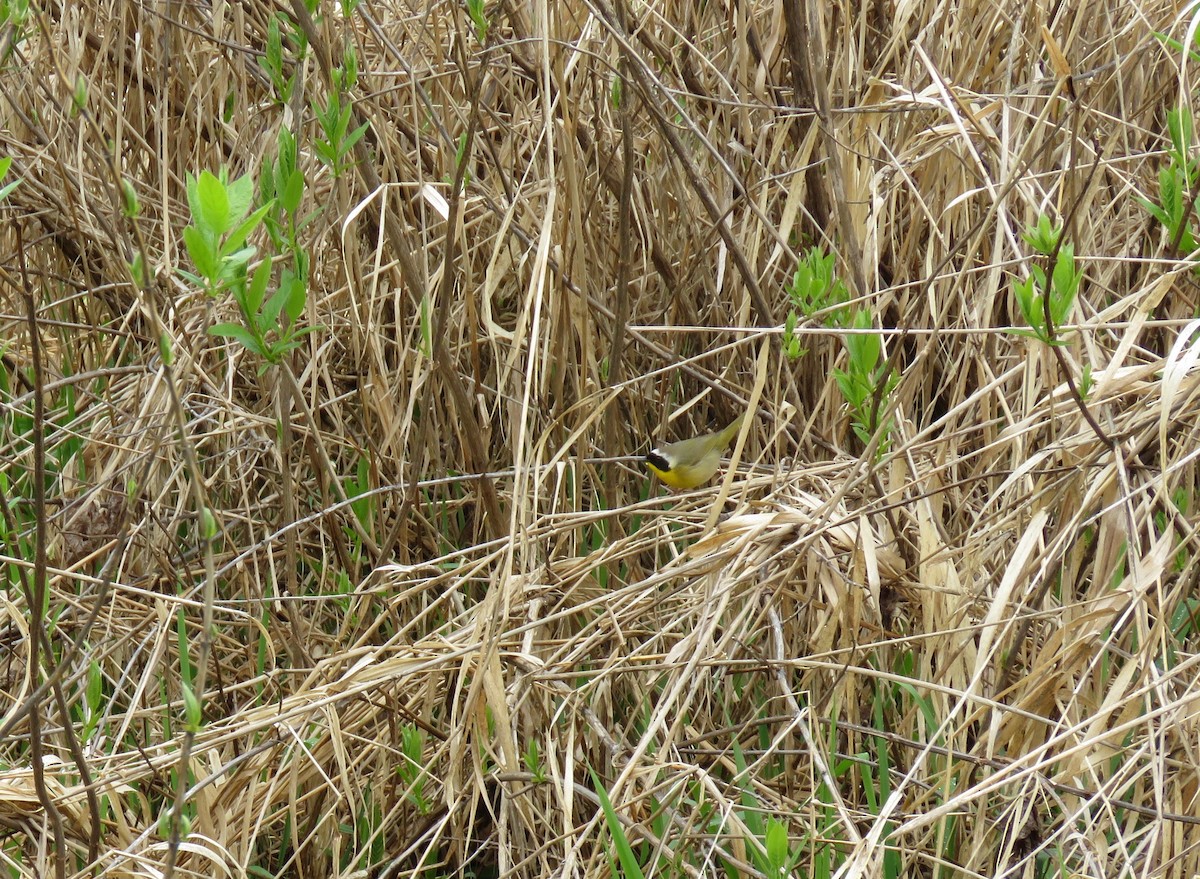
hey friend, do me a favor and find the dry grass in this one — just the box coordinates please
[1,0,1199,877]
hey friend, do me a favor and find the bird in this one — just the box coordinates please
[644,413,745,489]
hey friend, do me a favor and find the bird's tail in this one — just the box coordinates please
[717,412,747,449]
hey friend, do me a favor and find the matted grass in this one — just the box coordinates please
[0,1,1199,878]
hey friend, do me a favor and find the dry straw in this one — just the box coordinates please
[0,0,1198,877]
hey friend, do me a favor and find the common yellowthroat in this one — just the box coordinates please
[644,414,745,489]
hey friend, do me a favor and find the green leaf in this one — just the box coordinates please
[159,332,175,365]
[128,252,146,287]
[284,271,307,323]
[263,273,298,329]
[176,268,205,287]
[192,170,231,234]
[833,368,861,409]
[335,104,353,140]
[182,681,202,732]
[263,15,283,78]
[183,225,218,285]
[223,202,272,254]
[286,324,323,341]
[1023,214,1058,255]
[314,142,335,167]
[312,94,339,134]
[218,246,257,277]
[281,169,304,215]
[246,257,272,316]
[120,177,139,217]
[72,74,87,113]
[1160,167,1181,224]
[591,771,645,879]
[467,0,489,43]
[1013,275,1034,320]
[848,331,880,371]
[1137,194,1169,227]
[1029,263,1048,290]
[259,159,276,204]
[225,173,255,226]
[1169,108,1193,161]
[342,120,370,156]
[1080,362,1094,399]
[200,506,218,541]
[262,288,288,331]
[731,742,763,833]
[208,323,265,356]
[1050,247,1080,324]
[86,661,102,711]
[765,819,788,873]
[843,309,880,370]
[278,126,297,171]
[783,309,800,356]
[402,723,423,761]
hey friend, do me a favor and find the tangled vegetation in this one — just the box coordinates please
[1,1,1199,878]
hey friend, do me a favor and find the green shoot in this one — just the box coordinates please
[1010,214,1081,345]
